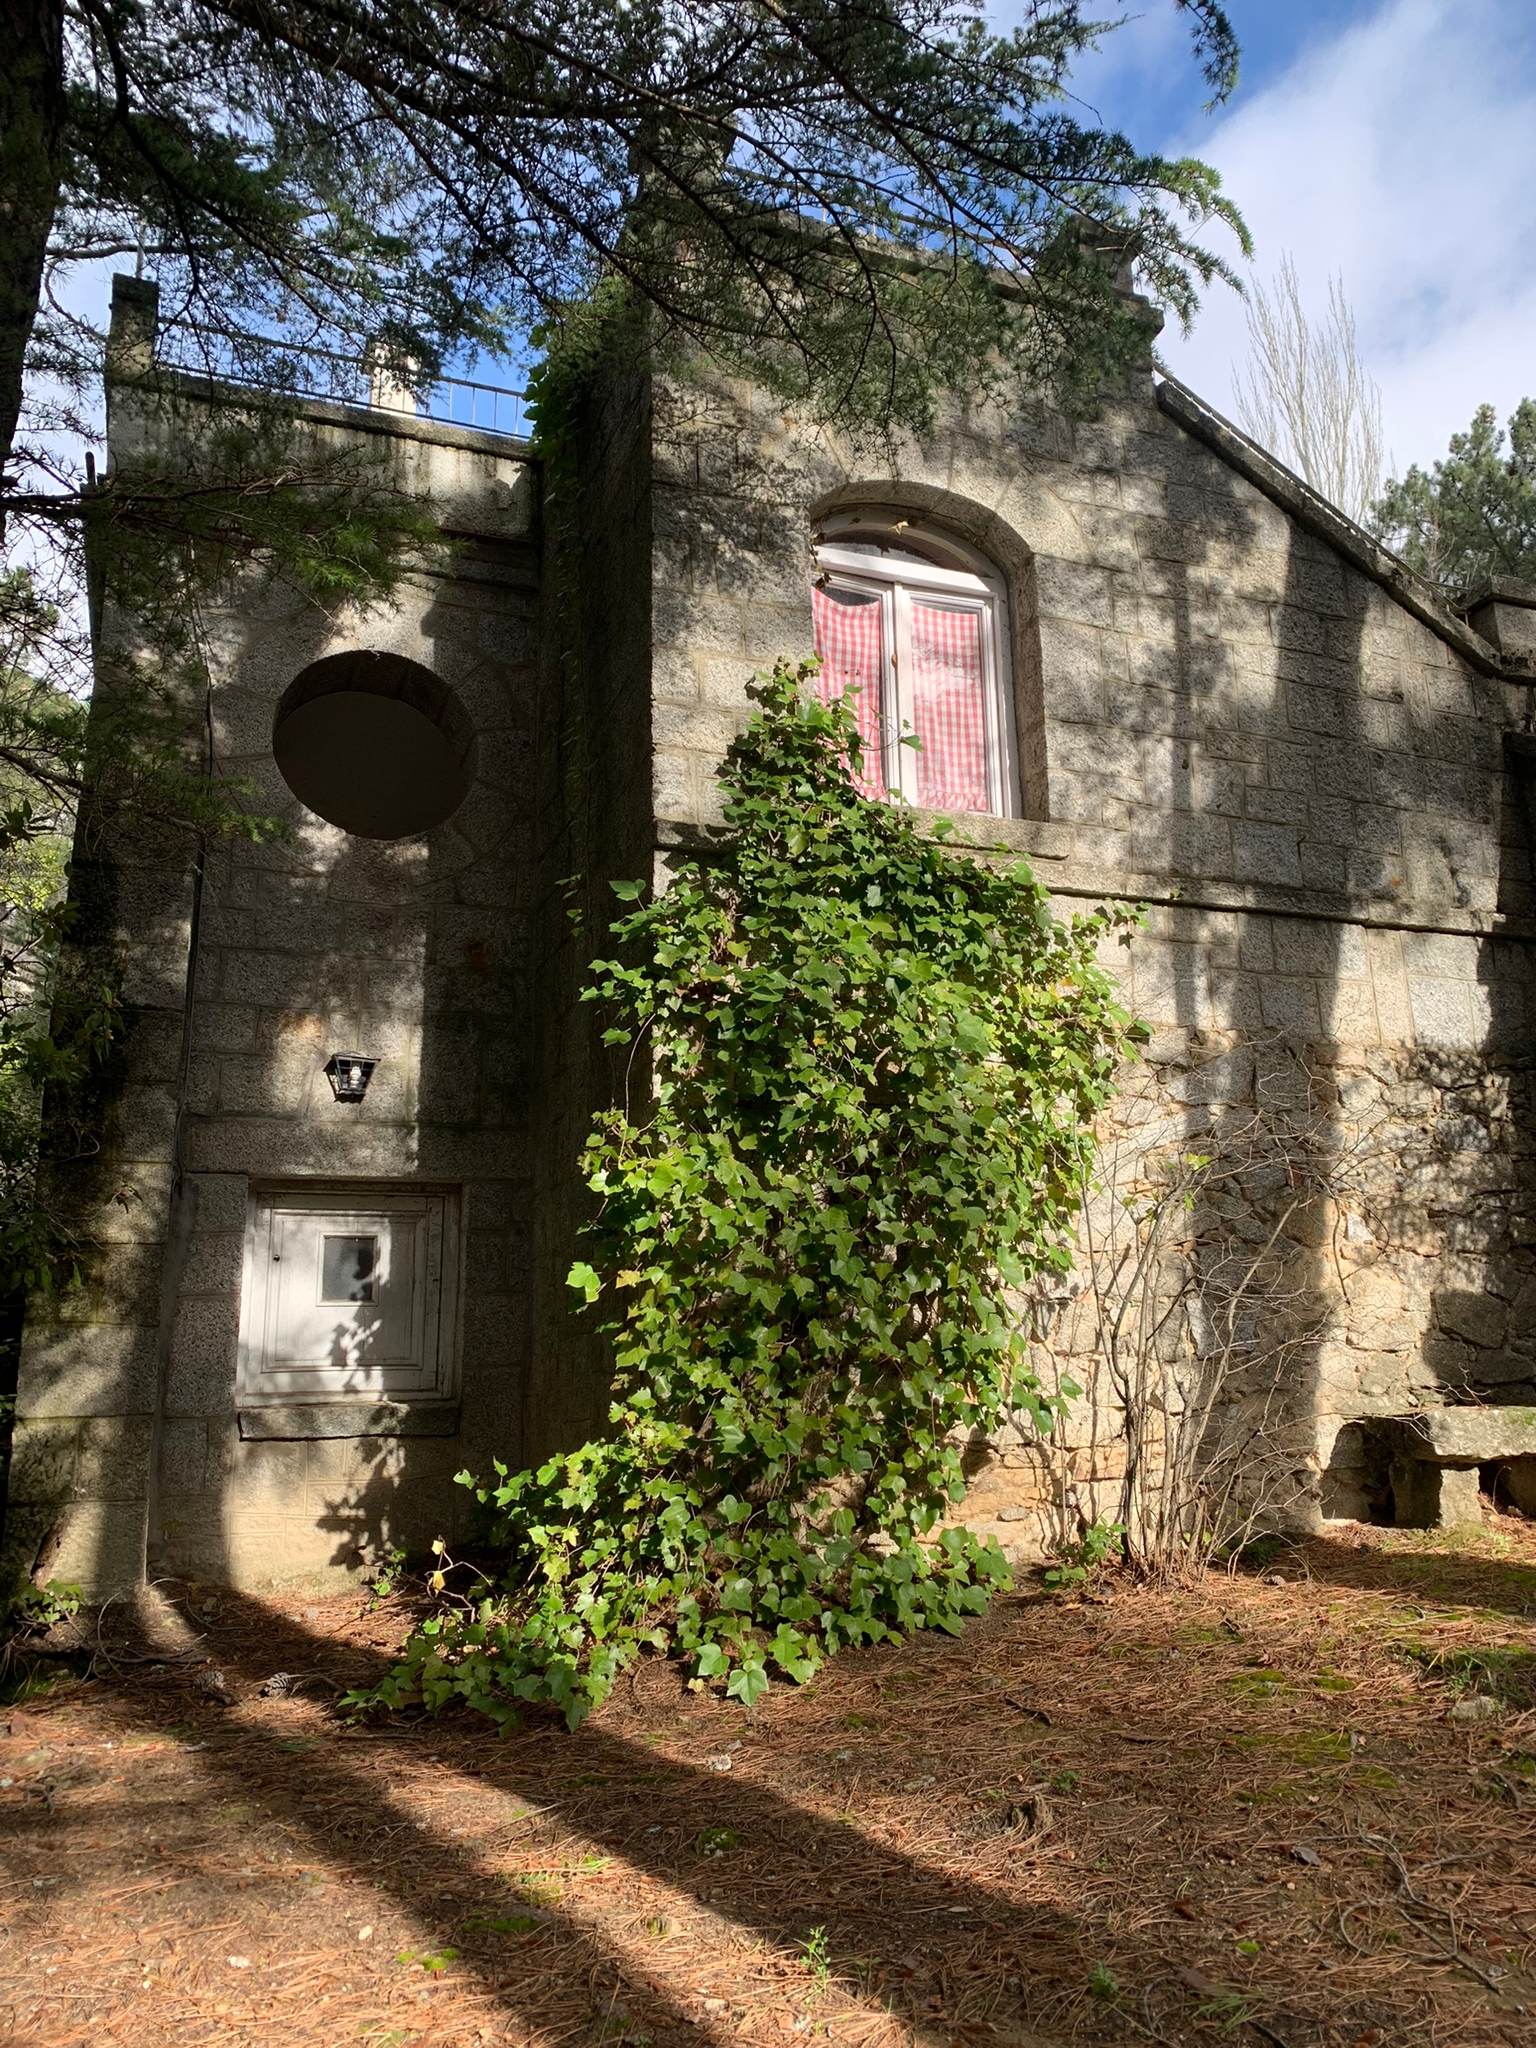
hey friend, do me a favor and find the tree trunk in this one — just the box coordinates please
[0,0,66,482]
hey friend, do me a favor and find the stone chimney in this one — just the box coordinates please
[105,273,159,383]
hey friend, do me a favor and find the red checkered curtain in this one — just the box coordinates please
[811,583,886,797]
[910,601,989,813]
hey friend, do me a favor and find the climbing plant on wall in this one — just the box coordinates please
[363,664,1140,1728]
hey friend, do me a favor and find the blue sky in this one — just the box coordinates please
[1045,0,1374,148]
[1024,0,1536,474]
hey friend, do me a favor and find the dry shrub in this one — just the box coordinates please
[1032,1038,1363,1581]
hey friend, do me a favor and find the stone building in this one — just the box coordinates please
[6,271,1536,1598]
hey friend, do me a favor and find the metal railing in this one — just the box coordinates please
[155,320,528,440]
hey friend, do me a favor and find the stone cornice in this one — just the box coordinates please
[653,814,1536,944]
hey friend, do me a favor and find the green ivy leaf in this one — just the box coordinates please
[566,1262,601,1304]
[727,1657,770,1707]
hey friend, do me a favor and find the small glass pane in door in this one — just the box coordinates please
[322,1234,378,1303]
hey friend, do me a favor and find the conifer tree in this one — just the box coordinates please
[1372,400,1536,590]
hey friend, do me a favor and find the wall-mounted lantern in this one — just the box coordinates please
[324,1052,378,1104]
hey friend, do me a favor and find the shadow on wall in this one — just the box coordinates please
[1319,734,1536,1526]
[1024,473,1369,1551]
[1017,419,1535,1552]
[31,375,1536,1603]
[1160,493,1366,1545]
[313,1438,446,1576]
[133,559,539,1597]
[1314,635,1536,1521]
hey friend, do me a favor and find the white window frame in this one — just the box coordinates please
[237,1184,461,1406]
[814,530,1019,819]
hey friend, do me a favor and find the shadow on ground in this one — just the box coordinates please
[0,1588,1093,2048]
[1295,1525,1536,1618]
[4,1560,1535,2048]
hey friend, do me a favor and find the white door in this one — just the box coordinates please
[239,1189,459,1404]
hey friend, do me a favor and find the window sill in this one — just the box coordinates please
[237,1400,461,1442]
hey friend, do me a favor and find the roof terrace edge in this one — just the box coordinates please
[128,365,538,465]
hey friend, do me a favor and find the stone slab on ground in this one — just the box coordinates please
[1379,1406,1536,1526]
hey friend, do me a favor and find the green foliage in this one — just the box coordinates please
[0,552,299,1303]
[18,3,1244,454]
[1371,399,1536,589]
[6,0,1240,1332]
[396,1947,458,1974]
[6,1576,82,1632]
[68,402,445,623]
[5,1,1244,1327]
[1086,1960,1120,2000]
[1191,1988,1263,2029]
[367,1547,410,1602]
[25,5,506,449]
[357,660,1138,1731]
[502,0,1246,442]
[1043,1517,1126,1591]
[799,1925,833,1991]
[523,279,648,467]
[0,581,114,1300]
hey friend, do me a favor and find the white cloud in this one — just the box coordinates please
[1159,0,1536,477]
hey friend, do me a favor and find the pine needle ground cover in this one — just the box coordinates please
[4,1522,1536,2048]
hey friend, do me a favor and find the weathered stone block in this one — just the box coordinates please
[7,1419,80,1504]
[1233,822,1303,887]
[18,1324,160,1418]
[1392,1407,1536,1461]
[1169,1047,1253,1105]
[76,1416,155,1499]
[1389,1454,1481,1528]
[160,1418,207,1495]
[1258,977,1322,1036]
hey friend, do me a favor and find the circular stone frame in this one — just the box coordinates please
[272,650,478,841]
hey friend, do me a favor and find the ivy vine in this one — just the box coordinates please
[361,664,1139,1729]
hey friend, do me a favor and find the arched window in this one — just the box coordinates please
[811,519,1018,818]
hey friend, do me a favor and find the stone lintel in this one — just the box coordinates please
[237,1401,461,1442]
[1385,1407,1536,1465]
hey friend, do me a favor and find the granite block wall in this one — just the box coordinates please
[5,364,545,1595]
[625,357,1536,1555]
[12,315,1536,1600]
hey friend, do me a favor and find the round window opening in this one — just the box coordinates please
[273,651,478,839]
